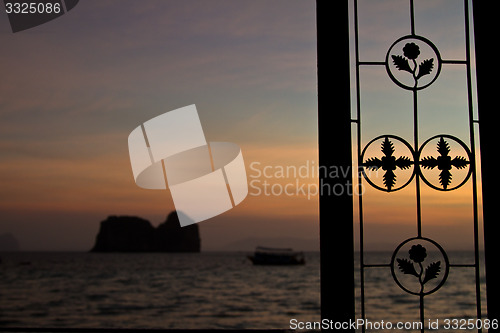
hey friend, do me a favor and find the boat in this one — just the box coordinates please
[248,246,305,265]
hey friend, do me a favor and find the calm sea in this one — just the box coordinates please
[0,251,487,331]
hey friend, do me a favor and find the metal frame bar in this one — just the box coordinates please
[472,1,500,331]
[317,0,355,329]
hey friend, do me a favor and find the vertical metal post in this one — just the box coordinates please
[472,1,500,331]
[317,0,355,329]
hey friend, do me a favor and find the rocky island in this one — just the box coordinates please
[90,211,200,252]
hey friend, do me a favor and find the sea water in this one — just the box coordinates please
[0,251,486,331]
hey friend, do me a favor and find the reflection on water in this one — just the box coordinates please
[0,252,320,329]
[0,251,485,331]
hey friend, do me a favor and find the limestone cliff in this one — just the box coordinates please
[90,211,200,252]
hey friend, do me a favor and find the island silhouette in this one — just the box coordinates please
[90,211,200,252]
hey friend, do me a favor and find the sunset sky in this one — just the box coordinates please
[0,0,482,252]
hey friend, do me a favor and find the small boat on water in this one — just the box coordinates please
[248,246,305,265]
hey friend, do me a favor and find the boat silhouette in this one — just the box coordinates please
[248,246,305,265]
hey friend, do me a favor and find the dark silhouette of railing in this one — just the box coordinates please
[316,0,499,332]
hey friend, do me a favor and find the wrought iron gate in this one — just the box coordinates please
[351,0,483,331]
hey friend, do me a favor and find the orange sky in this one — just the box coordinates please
[0,0,484,252]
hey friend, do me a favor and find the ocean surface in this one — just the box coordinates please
[0,251,487,331]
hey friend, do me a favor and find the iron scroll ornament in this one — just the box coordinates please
[360,135,416,192]
[418,134,472,191]
[361,135,472,192]
[385,35,442,91]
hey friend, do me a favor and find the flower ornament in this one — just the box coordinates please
[409,244,427,263]
[392,42,434,88]
[397,243,441,294]
[403,42,420,60]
